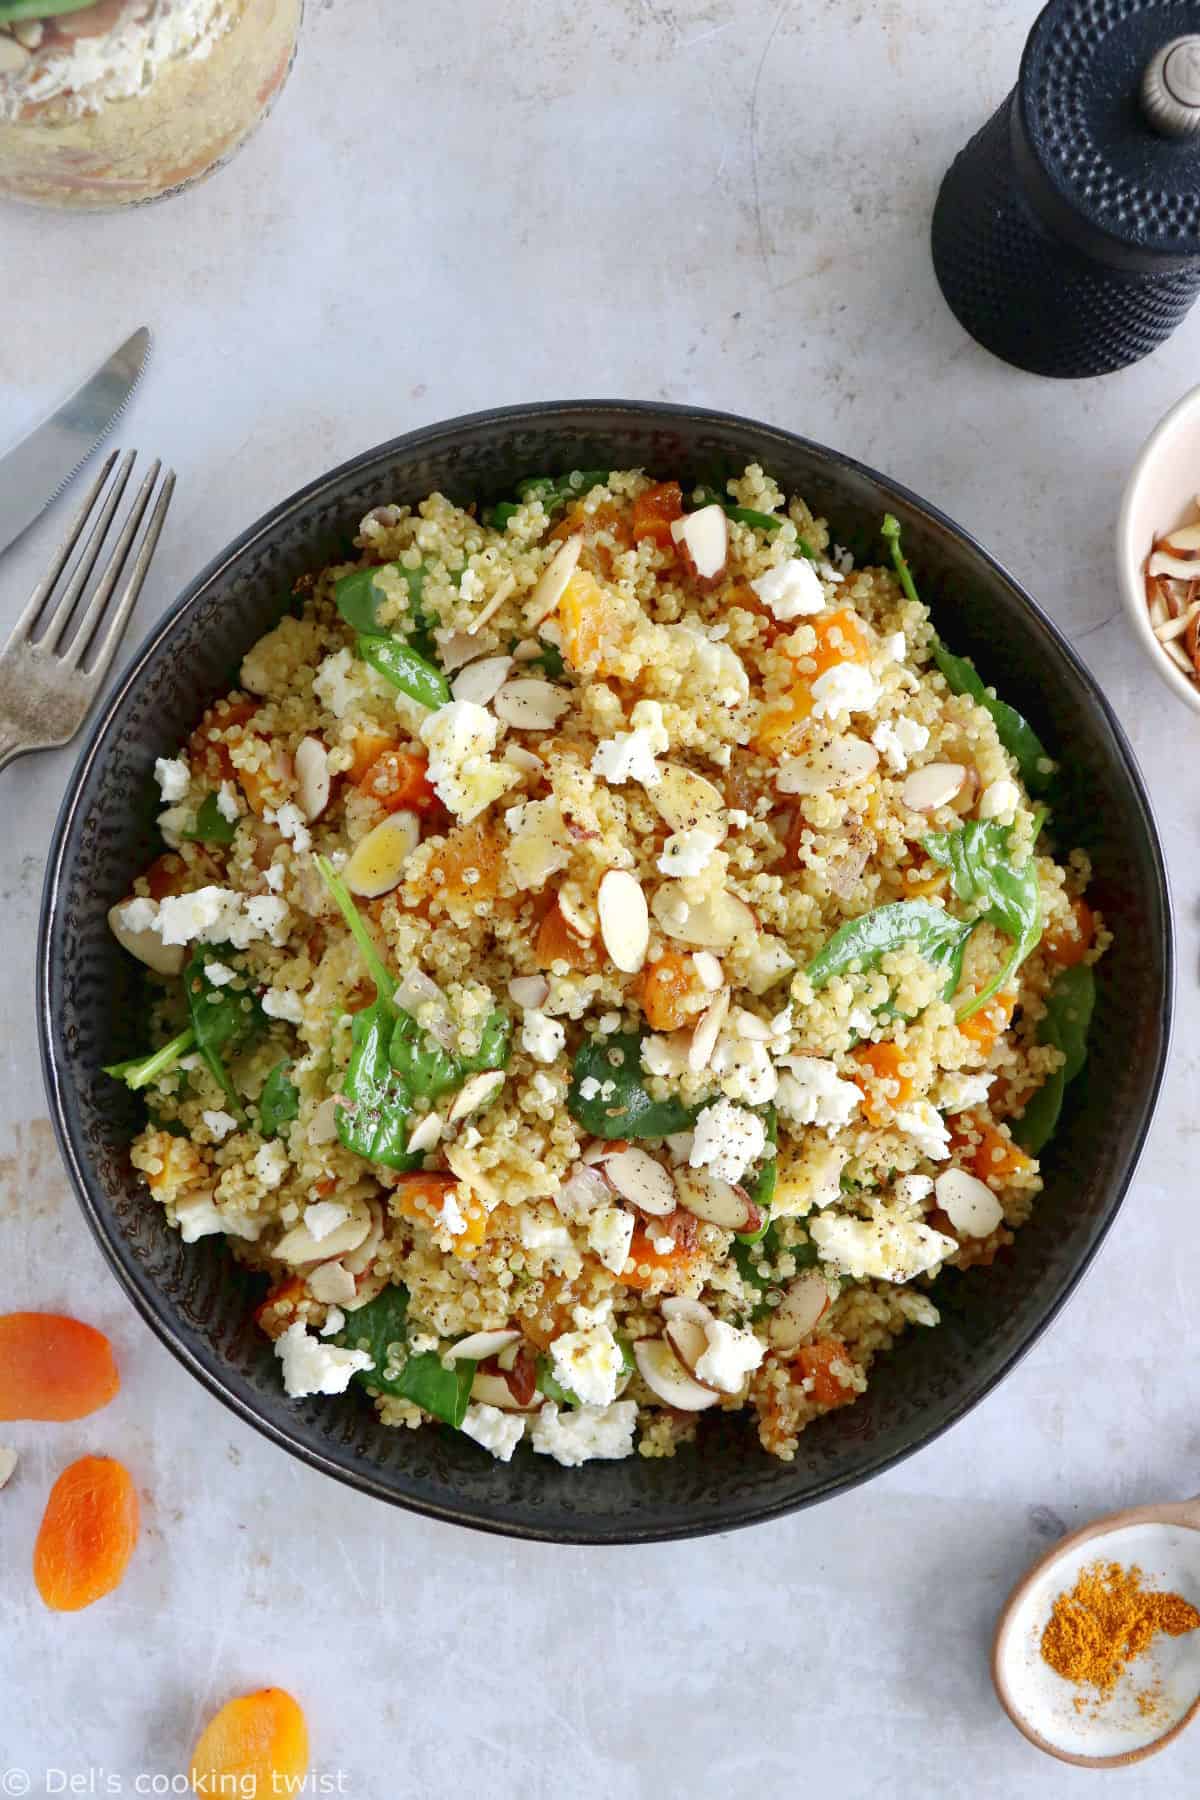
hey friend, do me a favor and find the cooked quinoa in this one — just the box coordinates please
[106,465,1106,1467]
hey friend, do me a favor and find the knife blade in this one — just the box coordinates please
[0,325,152,557]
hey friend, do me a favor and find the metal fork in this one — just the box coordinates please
[0,449,175,772]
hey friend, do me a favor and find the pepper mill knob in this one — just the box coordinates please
[931,0,1200,377]
[1142,36,1200,138]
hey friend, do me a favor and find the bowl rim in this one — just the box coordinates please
[1116,381,1200,718]
[37,397,1174,1542]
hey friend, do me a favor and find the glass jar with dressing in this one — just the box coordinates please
[0,0,302,210]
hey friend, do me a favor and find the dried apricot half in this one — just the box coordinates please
[189,1688,309,1797]
[34,1454,139,1612]
[0,1312,119,1421]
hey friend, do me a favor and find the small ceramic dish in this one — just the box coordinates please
[1117,383,1200,717]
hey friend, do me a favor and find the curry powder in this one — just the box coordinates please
[1041,1560,1200,1694]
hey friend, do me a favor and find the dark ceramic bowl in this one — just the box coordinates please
[38,401,1171,1543]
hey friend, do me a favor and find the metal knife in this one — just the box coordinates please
[0,325,152,558]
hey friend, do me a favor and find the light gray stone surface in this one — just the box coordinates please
[1,1,1197,1792]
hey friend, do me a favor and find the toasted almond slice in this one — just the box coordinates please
[447,1069,506,1124]
[446,1327,521,1363]
[493,678,571,730]
[934,1167,1004,1237]
[308,1259,357,1305]
[556,1163,612,1220]
[504,744,545,774]
[1164,523,1200,553]
[729,1007,772,1041]
[901,762,968,812]
[650,882,755,950]
[511,638,543,662]
[603,1146,677,1216]
[406,1112,444,1155]
[598,868,649,973]
[0,1446,17,1490]
[307,1096,340,1145]
[470,1369,543,1413]
[295,735,331,822]
[526,535,583,629]
[436,631,486,673]
[1149,550,1200,581]
[688,987,730,1072]
[767,1274,831,1352]
[676,1170,760,1232]
[663,1131,695,1165]
[275,1198,372,1266]
[661,1294,715,1330]
[650,762,728,840]
[107,901,185,976]
[451,654,514,706]
[776,736,879,795]
[693,950,724,990]
[670,504,729,579]
[633,1336,721,1411]
[508,973,551,1008]
[465,572,516,636]
[341,1198,385,1275]
[344,810,421,897]
[558,888,595,939]
[664,1316,723,1389]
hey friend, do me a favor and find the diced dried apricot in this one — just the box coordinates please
[726,581,784,645]
[142,853,190,900]
[187,695,260,784]
[850,1041,915,1125]
[358,748,442,815]
[253,1277,317,1341]
[348,727,398,783]
[1043,898,1094,967]
[620,1210,701,1292]
[638,952,705,1031]
[0,1313,119,1422]
[550,499,633,563]
[793,1337,856,1410]
[949,1110,1036,1185]
[414,820,504,907]
[534,899,598,972]
[558,570,626,675]
[34,1455,139,1612]
[753,607,872,756]
[189,1689,309,1798]
[630,481,684,549]
[140,1130,208,1198]
[958,989,1017,1050]
[392,1175,486,1259]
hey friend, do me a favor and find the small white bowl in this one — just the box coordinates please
[1117,383,1200,717]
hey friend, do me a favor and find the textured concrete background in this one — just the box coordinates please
[1,1,1198,1793]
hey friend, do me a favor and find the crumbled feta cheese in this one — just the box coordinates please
[253,1141,289,1190]
[578,1075,602,1102]
[201,1109,238,1141]
[461,1403,526,1463]
[628,699,670,751]
[174,1192,262,1243]
[154,756,189,802]
[657,827,720,879]
[304,1200,349,1242]
[153,886,290,950]
[262,986,305,1024]
[271,801,311,855]
[530,1399,637,1466]
[749,556,826,620]
[775,1057,862,1130]
[641,1032,691,1079]
[694,1318,764,1393]
[203,960,236,988]
[587,1204,636,1276]
[590,726,662,787]
[810,1207,956,1283]
[740,933,795,995]
[263,863,285,892]
[116,896,158,935]
[518,1206,577,1266]
[312,647,392,720]
[871,715,930,772]
[936,1071,994,1113]
[420,699,516,822]
[243,896,290,944]
[216,781,241,823]
[710,1034,778,1106]
[439,1190,467,1236]
[894,1173,935,1208]
[549,1319,625,1407]
[810,662,882,721]
[895,1100,953,1161]
[319,1306,346,1338]
[978,777,1021,822]
[275,1321,373,1398]
[882,631,907,663]
[690,1098,766,1185]
[521,1010,565,1063]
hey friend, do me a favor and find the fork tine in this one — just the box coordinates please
[39,450,137,655]
[72,468,175,679]
[64,458,160,665]
[2,450,120,648]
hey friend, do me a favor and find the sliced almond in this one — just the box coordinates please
[1149,550,1200,581]
[1163,523,1200,553]
[308,1260,357,1305]
[664,1317,722,1390]
[434,631,484,673]
[107,901,185,976]
[598,868,649,973]
[669,504,729,580]
[307,1095,341,1145]
[341,1198,385,1276]
[493,678,571,730]
[634,1336,721,1411]
[451,654,514,706]
[406,1112,443,1155]
[663,1131,695,1165]
[0,1446,16,1490]
[446,1327,521,1363]
[661,1295,715,1330]
[556,1163,612,1221]
[602,1146,677,1216]
[447,1069,505,1124]
[526,534,583,629]
[776,736,879,795]
[470,1369,543,1413]
[693,950,724,991]
[344,810,420,897]
[650,883,755,950]
[729,1007,772,1041]
[935,1167,1004,1237]
[767,1273,831,1352]
[508,973,551,1008]
[688,987,730,1072]
[294,735,331,823]
[650,762,728,840]
[275,1198,371,1266]
[465,572,516,637]
[900,763,969,812]
[511,638,543,662]
[676,1170,760,1232]
[504,744,545,774]
[558,888,595,939]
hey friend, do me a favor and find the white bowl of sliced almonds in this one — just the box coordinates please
[1118,384,1200,714]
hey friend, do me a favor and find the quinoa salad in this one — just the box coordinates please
[104,466,1105,1468]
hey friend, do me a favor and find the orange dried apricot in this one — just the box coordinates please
[534,899,598,972]
[0,1312,119,1421]
[558,570,626,675]
[849,1041,915,1125]
[638,952,705,1031]
[620,1211,701,1292]
[391,1175,487,1258]
[793,1338,855,1410]
[347,726,398,783]
[358,748,441,815]
[949,1111,1035,1185]
[753,607,872,756]
[958,988,1017,1050]
[411,819,504,911]
[189,1688,309,1798]
[34,1455,139,1612]
[1043,898,1094,967]
[630,480,684,549]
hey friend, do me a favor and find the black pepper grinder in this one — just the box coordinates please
[931,0,1200,377]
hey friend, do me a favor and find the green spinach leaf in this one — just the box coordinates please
[806,900,974,1000]
[1011,962,1096,1155]
[516,470,611,515]
[567,1030,698,1139]
[924,821,1042,1019]
[259,1059,300,1138]
[185,953,263,1123]
[357,634,450,709]
[388,1009,461,1100]
[180,791,237,846]
[103,1025,196,1091]
[336,1284,476,1427]
[335,561,427,637]
[458,1007,512,1074]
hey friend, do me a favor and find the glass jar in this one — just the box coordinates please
[0,0,302,210]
